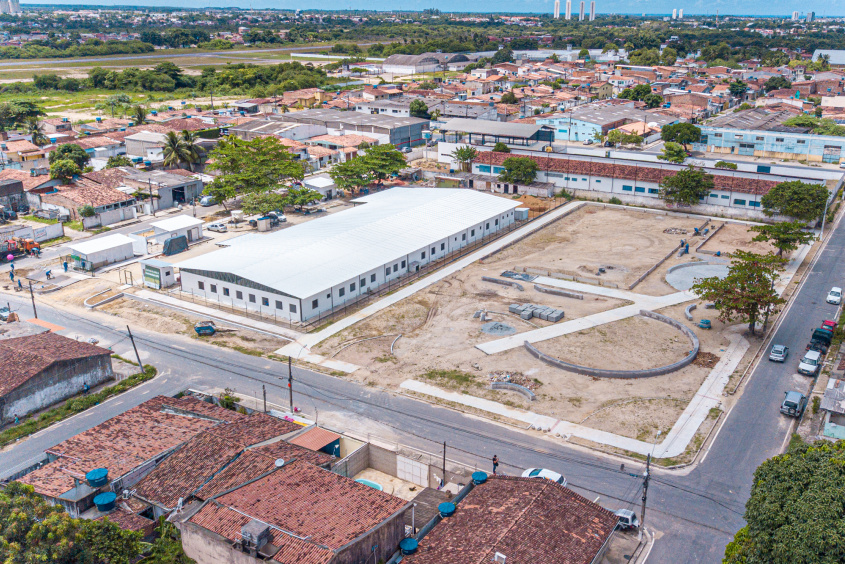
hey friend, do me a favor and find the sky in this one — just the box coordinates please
[24,0,845,16]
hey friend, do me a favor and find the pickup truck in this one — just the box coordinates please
[0,305,9,321]
[807,328,833,354]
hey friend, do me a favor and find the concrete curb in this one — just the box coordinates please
[481,276,523,291]
[524,310,700,378]
[491,381,536,401]
[534,284,583,300]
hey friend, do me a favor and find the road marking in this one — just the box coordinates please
[140,390,149,395]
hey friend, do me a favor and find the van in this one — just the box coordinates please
[798,350,822,376]
[199,195,216,207]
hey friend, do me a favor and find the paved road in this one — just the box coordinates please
[1,210,843,562]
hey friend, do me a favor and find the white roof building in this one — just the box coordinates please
[177,188,520,322]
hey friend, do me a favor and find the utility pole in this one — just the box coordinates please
[288,356,294,414]
[28,281,36,318]
[640,453,651,540]
[263,384,267,413]
[126,325,144,370]
[148,179,155,217]
[442,441,447,487]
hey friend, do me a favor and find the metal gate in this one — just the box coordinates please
[396,455,428,487]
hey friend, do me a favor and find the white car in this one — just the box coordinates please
[798,350,822,376]
[521,468,567,487]
[206,222,227,233]
[827,287,842,305]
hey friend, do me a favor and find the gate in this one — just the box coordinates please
[396,455,428,487]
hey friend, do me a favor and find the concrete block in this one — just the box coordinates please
[520,310,533,320]
[509,304,521,314]
[549,311,565,322]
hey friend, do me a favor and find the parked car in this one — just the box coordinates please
[583,139,594,145]
[402,146,412,153]
[827,287,842,305]
[0,305,10,321]
[769,344,789,362]
[614,509,640,531]
[521,468,567,487]
[780,391,807,417]
[199,195,217,207]
[206,222,227,233]
[798,350,822,376]
[267,211,287,223]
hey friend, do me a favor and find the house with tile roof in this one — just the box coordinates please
[37,179,137,226]
[0,332,112,425]
[404,475,617,564]
[179,459,412,564]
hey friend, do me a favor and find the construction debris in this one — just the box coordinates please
[663,227,689,235]
[488,371,541,390]
[508,303,565,322]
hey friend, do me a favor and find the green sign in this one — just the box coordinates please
[143,265,161,289]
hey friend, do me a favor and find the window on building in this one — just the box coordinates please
[756,136,764,141]
[749,201,761,207]
[327,293,331,299]
[721,195,729,199]
[223,288,230,296]
[471,229,475,237]
[478,165,491,173]
[710,193,718,198]
[714,133,722,137]
[495,219,499,226]
[441,243,445,250]
[360,278,366,287]
[775,138,784,143]
[262,297,269,306]
[462,234,466,241]
[386,268,390,276]
[595,180,601,183]
[582,178,587,181]
[421,251,426,259]
[350,282,356,291]
[622,185,633,191]
[312,299,319,308]
[393,264,398,273]
[734,199,746,206]
[401,260,406,268]
[198,281,204,290]
[796,139,805,144]
[290,303,297,313]
[210,284,216,293]
[249,294,256,303]
[635,187,645,193]
[339,288,345,297]
[371,273,376,282]
[236,290,243,299]
[276,300,284,309]
[648,188,658,194]
[486,223,490,229]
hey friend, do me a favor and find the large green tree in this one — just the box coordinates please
[660,123,702,149]
[750,220,815,256]
[0,482,142,564]
[724,440,845,564]
[760,180,829,221]
[729,80,748,97]
[764,75,792,92]
[50,159,81,184]
[329,158,372,193]
[49,143,90,168]
[329,144,406,192]
[450,145,478,172]
[657,141,688,164]
[0,101,44,132]
[409,99,430,118]
[691,251,785,335]
[204,135,304,207]
[658,165,714,205]
[498,156,538,185]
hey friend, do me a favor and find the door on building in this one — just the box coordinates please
[823,145,841,163]
[513,185,519,194]
[172,186,185,203]
[396,455,428,487]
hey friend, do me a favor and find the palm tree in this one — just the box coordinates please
[450,145,479,172]
[26,119,48,147]
[131,105,148,125]
[162,131,189,170]
[179,129,202,171]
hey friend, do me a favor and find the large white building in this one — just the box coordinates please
[590,1,596,20]
[565,0,572,19]
[579,0,585,20]
[177,188,520,323]
[554,0,560,18]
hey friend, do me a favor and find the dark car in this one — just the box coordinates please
[780,391,807,417]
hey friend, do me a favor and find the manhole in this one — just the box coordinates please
[481,321,517,335]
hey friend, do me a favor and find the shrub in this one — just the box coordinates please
[715,160,738,170]
[609,196,623,205]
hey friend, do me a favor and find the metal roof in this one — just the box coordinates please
[177,188,520,299]
[150,215,205,232]
[813,50,845,66]
[68,233,135,256]
[441,118,542,139]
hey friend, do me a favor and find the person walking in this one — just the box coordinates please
[492,455,499,475]
[63,261,68,273]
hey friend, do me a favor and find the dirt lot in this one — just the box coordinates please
[312,205,742,441]
[489,206,705,289]
[698,222,776,256]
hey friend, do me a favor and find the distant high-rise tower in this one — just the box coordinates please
[589,1,596,20]
[672,8,677,19]
[792,10,800,20]
[565,0,572,19]
[806,11,815,22]
[678,8,683,18]
[579,0,585,21]
[554,0,561,19]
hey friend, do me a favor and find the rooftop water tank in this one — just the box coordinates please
[61,117,68,122]
[438,502,456,518]
[95,117,102,122]
[399,538,419,555]
[472,471,488,485]
[86,468,108,488]
[93,491,116,512]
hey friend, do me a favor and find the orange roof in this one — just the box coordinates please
[288,426,340,451]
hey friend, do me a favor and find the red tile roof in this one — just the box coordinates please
[405,476,617,564]
[473,151,779,196]
[288,427,340,452]
[18,396,241,497]
[42,182,134,207]
[0,332,110,396]
[0,169,56,192]
[190,460,408,550]
[97,507,156,536]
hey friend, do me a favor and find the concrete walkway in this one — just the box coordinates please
[401,328,748,458]
[276,200,587,361]
[477,279,695,355]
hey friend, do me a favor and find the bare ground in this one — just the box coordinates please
[698,222,777,256]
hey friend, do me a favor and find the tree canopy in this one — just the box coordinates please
[691,251,785,335]
[729,80,748,97]
[450,145,478,172]
[500,91,518,104]
[764,75,792,92]
[760,180,829,221]
[0,101,44,132]
[329,144,406,193]
[204,135,304,206]
[409,99,429,118]
[492,142,510,153]
[498,156,538,185]
[657,141,688,164]
[750,221,814,256]
[50,159,81,183]
[661,123,702,148]
[49,143,90,168]
[658,165,714,205]
[724,440,845,564]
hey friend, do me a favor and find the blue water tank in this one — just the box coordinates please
[86,468,108,488]
[472,471,488,485]
[93,491,116,512]
[438,502,456,518]
[399,538,418,555]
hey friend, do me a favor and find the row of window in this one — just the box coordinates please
[196,281,298,313]
[621,186,658,194]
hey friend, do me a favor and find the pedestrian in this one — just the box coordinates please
[14,414,18,425]
[8,270,12,281]
[83,382,89,394]
[492,455,499,475]
[45,269,51,280]
[63,261,68,273]
[16,279,21,291]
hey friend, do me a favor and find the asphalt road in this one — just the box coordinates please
[1,209,843,562]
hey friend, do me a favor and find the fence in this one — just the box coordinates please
[166,196,572,333]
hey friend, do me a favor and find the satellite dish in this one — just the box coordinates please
[647,122,658,128]
[275,458,286,468]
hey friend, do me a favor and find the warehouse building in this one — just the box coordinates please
[177,188,520,322]
[276,109,430,149]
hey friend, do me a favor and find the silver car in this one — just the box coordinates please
[769,344,789,362]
